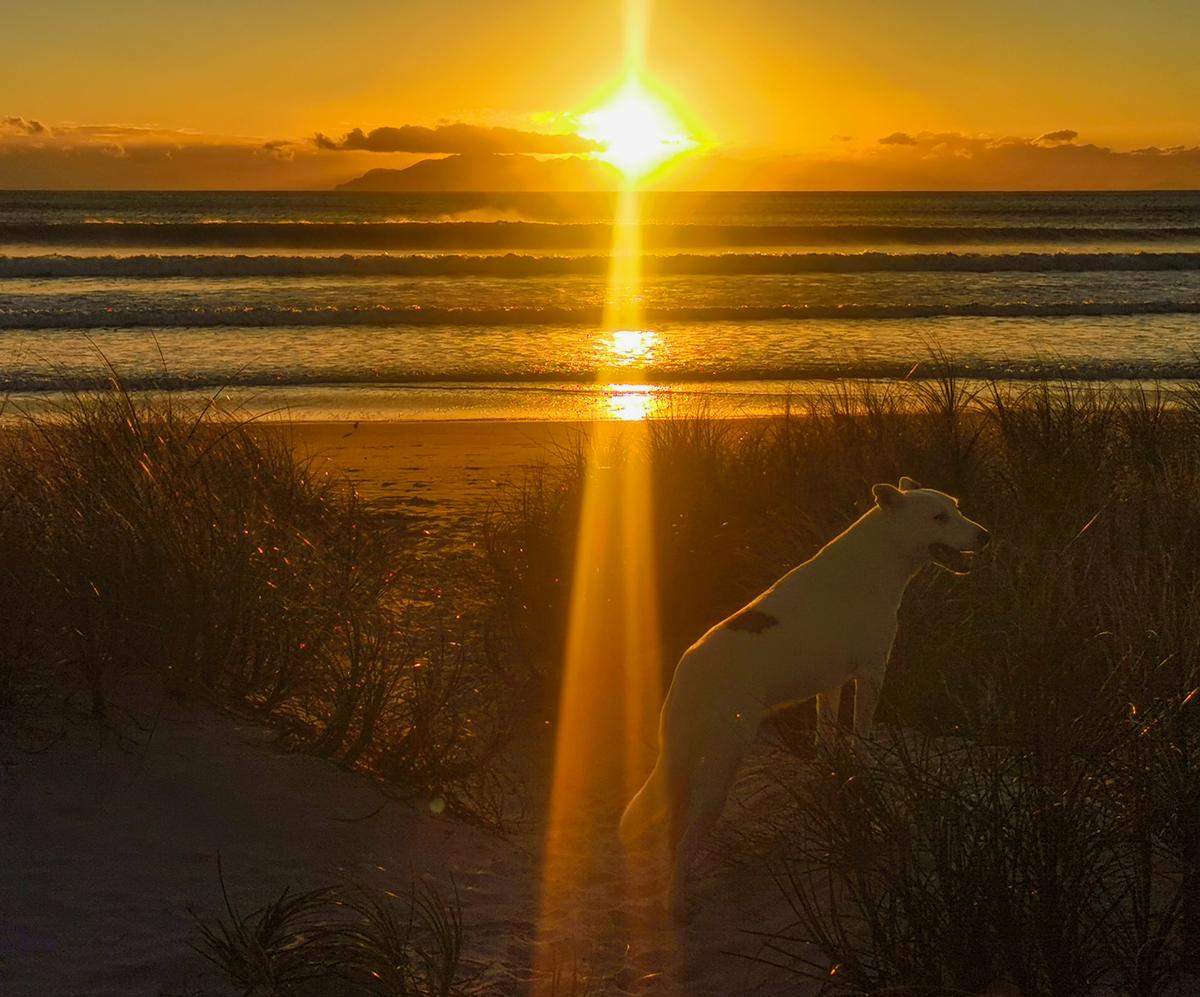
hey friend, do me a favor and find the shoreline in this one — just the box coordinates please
[7,374,1200,429]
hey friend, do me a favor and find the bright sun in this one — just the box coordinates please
[577,78,696,181]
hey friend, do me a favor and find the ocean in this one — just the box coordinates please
[3,189,1200,420]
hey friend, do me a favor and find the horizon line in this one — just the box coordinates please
[3,187,1200,195]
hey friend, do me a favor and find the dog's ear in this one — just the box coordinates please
[873,482,905,510]
[899,476,921,492]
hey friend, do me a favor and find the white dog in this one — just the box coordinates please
[619,477,990,904]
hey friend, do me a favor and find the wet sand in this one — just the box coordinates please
[283,418,644,517]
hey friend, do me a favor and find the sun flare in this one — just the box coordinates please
[578,78,696,181]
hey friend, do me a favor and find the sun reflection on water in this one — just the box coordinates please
[606,328,658,365]
[605,383,660,421]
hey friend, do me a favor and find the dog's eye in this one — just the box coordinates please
[934,513,949,522]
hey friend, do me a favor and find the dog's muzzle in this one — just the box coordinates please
[928,541,976,575]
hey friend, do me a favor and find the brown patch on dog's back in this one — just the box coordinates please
[725,608,779,633]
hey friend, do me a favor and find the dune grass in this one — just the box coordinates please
[482,369,1200,992]
[7,365,1200,991]
[190,860,467,996]
[485,373,1200,728]
[0,383,509,822]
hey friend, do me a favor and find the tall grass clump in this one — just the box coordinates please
[756,676,1200,995]
[0,385,370,719]
[0,383,508,820]
[483,367,1200,990]
[191,862,468,996]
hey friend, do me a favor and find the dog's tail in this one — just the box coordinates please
[618,758,672,846]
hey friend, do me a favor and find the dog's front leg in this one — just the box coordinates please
[815,686,843,744]
[852,671,884,742]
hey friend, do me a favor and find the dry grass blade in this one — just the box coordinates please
[189,864,469,997]
[189,857,341,994]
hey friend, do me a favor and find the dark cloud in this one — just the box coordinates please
[879,131,918,146]
[260,139,296,160]
[1131,145,1187,156]
[2,116,47,135]
[313,123,600,154]
[1038,129,1079,144]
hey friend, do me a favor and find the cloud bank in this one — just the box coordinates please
[842,130,1200,190]
[1,116,1197,190]
[313,123,599,154]
[0,120,374,189]
[671,130,1200,191]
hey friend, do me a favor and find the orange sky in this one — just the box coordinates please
[2,0,1198,189]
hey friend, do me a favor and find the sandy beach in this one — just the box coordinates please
[1,696,804,996]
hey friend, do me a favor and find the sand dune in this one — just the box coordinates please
[1,417,808,996]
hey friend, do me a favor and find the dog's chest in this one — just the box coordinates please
[763,604,897,699]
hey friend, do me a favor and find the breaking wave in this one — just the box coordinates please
[6,251,1200,278]
[5,221,1200,250]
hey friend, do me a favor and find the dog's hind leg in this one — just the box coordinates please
[668,715,757,913]
[619,758,670,846]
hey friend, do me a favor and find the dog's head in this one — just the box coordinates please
[872,476,991,574]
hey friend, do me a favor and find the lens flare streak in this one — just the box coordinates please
[536,3,678,984]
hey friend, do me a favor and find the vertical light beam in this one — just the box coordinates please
[534,1,676,988]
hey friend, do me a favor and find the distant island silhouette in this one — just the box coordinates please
[336,152,621,191]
